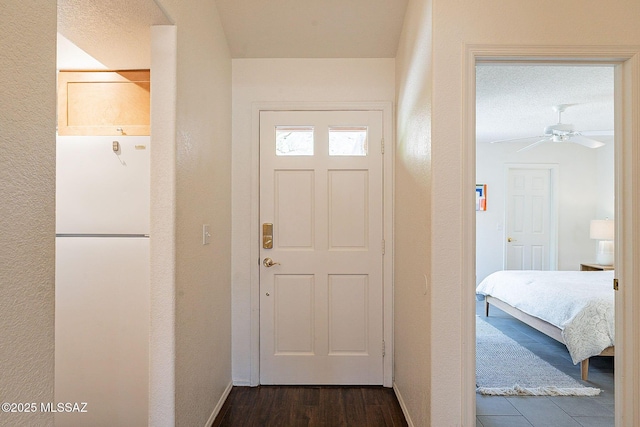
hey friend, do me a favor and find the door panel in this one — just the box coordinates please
[274,275,314,354]
[328,274,369,354]
[260,110,384,385]
[275,170,315,249]
[328,170,369,249]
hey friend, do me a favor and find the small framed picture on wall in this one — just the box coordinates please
[476,184,487,211]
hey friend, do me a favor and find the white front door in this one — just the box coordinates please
[505,166,555,270]
[259,110,384,385]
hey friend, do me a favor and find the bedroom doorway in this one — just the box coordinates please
[475,63,615,426]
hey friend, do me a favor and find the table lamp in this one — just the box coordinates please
[590,219,614,265]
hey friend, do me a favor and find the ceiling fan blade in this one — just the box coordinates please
[579,130,614,137]
[517,138,550,152]
[570,135,606,149]
[489,135,546,144]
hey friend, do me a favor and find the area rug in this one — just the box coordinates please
[476,316,601,396]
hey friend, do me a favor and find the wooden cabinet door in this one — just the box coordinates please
[58,70,150,136]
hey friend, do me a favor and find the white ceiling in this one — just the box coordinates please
[57,0,408,64]
[476,65,614,144]
[214,0,409,58]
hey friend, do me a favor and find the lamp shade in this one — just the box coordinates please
[590,219,614,240]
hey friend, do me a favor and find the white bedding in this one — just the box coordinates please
[476,270,615,364]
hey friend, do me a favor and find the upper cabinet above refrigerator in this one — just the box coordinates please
[57,70,150,136]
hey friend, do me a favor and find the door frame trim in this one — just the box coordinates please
[503,163,559,270]
[249,102,394,387]
[463,45,640,426]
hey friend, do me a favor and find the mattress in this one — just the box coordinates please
[476,270,615,364]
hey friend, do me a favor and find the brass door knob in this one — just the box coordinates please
[507,237,517,242]
[263,258,281,268]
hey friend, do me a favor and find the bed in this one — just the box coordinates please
[476,270,615,381]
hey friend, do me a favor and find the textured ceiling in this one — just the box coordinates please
[214,0,409,58]
[476,65,614,144]
[57,0,171,70]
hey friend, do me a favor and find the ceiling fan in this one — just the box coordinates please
[490,104,613,152]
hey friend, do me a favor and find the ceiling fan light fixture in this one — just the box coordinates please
[544,123,574,135]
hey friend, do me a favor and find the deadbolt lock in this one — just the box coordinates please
[263,223,273,249]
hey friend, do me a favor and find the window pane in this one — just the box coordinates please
[329,127,368,156]
[276,126,314,156]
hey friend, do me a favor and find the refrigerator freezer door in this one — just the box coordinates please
[55,237,149,427]
[56,136,150,235]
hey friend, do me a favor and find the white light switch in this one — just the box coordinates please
[203,224,211,245]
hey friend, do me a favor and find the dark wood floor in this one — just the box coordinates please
[212,386,408,427]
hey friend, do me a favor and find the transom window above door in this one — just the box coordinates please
[275,126,314,156]
[329,126,368,156]
[274,125,369,156]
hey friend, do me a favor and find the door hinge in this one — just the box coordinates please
[614,278,619,291]
[381,138,385,154]
[381,239,386,255]
[382,340,386,357]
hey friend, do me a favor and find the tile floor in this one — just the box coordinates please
[476,299,614,427]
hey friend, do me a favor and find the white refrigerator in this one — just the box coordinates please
[55,136,150,427]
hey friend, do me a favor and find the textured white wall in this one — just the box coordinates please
[476,142,605,283]
[150,25,177,427]
[0,2,56,426]
[393,0,640,424]
[231,58,396,385]
[153,1,232,426]
[596,139,615,220]
[393,0,432,425]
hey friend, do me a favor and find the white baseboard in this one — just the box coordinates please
[393,382,415,427]
[232,380,251,386]
[204,381,233,427]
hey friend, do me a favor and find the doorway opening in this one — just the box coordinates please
[55,5,175,424]
[474,64,615,426]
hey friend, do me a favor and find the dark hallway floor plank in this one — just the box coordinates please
[212,386,408,427]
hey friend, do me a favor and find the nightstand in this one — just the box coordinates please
[580,263,614,271]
